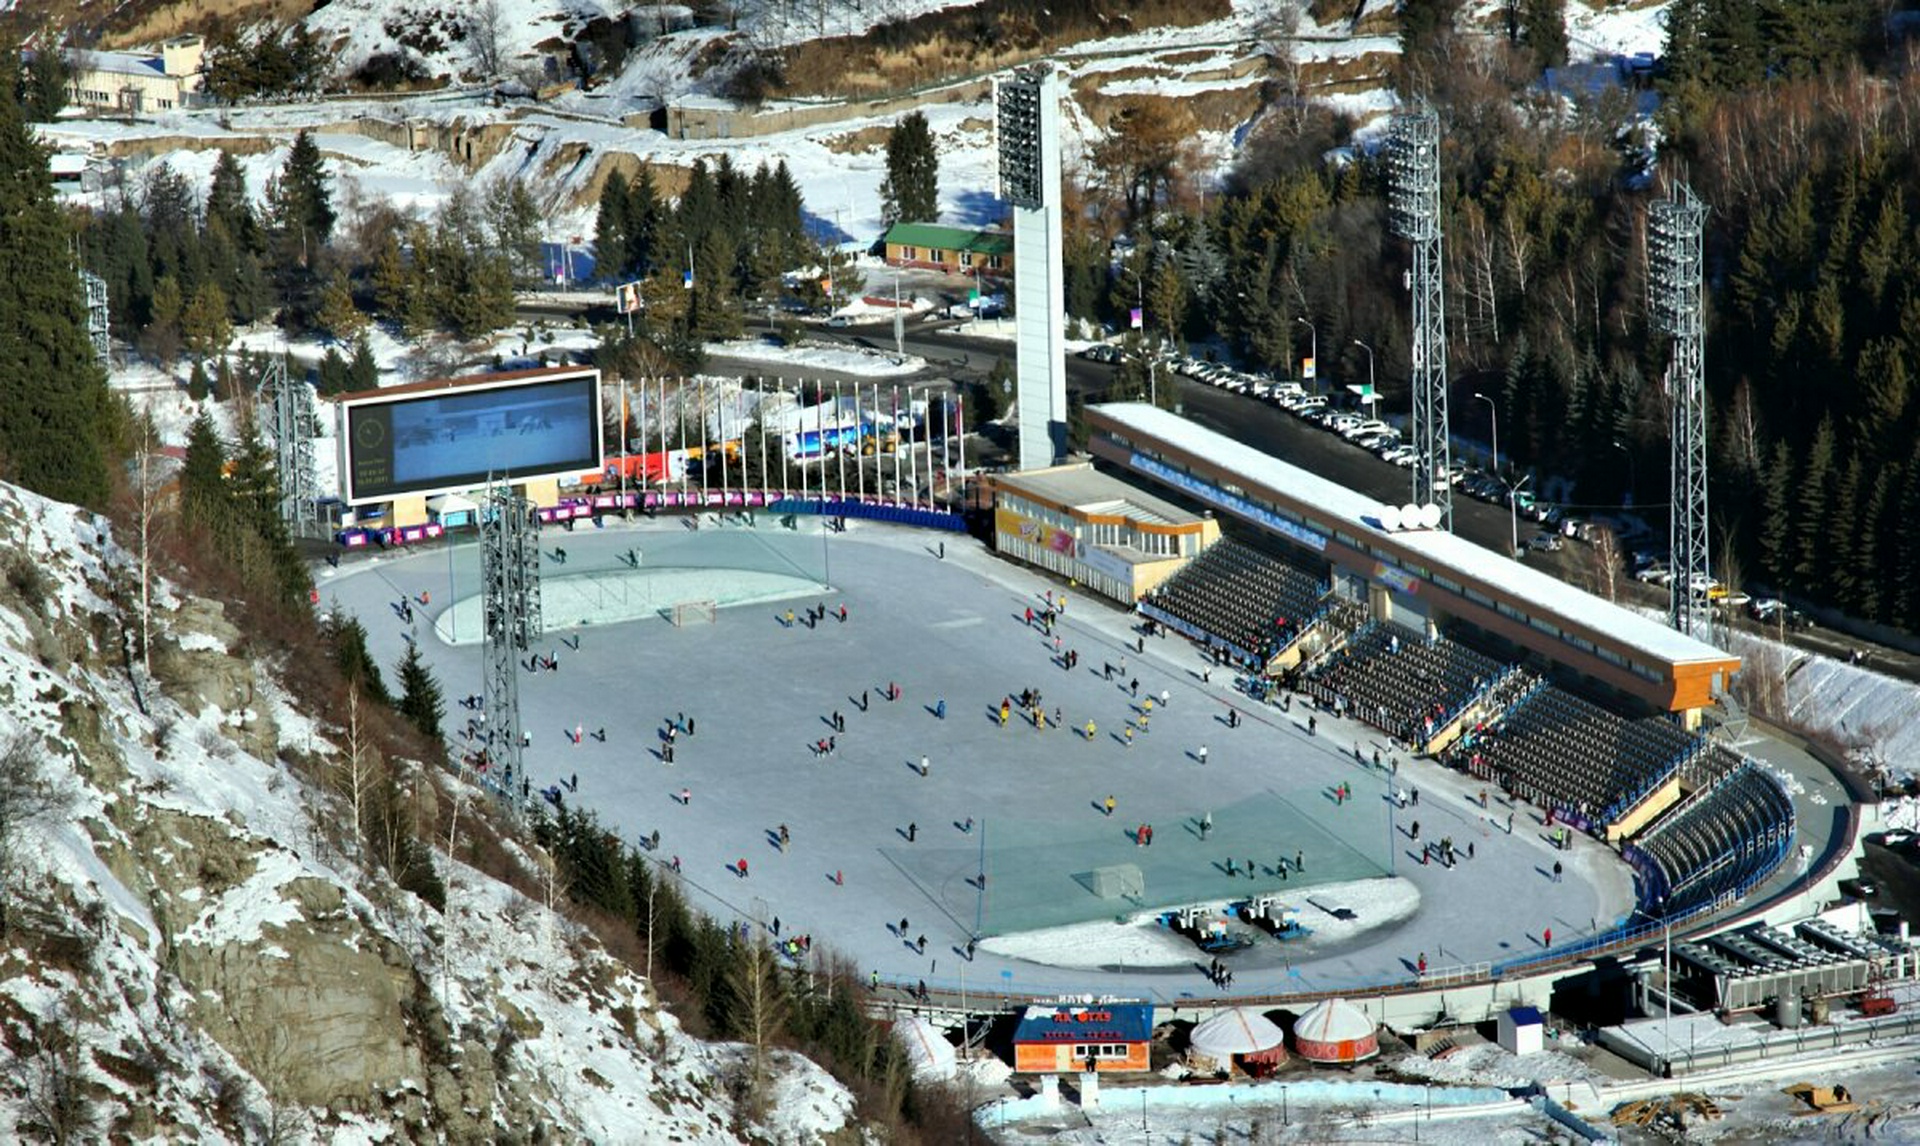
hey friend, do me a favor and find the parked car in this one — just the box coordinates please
[1526,532,1564,553]
[1634,563,1672,585]
[1340,419,1393,441]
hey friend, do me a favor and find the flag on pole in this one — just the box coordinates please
[683,268,695,289]
[616,282,642,314]
[1129,307,1144,330]
[1302,355,1317,380]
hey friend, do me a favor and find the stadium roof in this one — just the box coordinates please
[327,364,596,404]
[995,463,1204,528]
[1089,402,1731,668]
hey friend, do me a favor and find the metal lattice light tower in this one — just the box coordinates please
[81,270,110,365]
[481,482,543,791]
[1387,103,1452,530]
[1650,183,1709,641]
[261,355,319,539]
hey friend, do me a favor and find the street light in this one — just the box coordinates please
[1351,338,1375,398]
[1295,316,1317,393]
[1474,392,1519,559]
[1613,439,1636,507]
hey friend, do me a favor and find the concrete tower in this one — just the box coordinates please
[998,64,1068,470]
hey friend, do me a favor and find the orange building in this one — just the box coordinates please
[990,463,1220,604]
[1012,1002,1153,1074]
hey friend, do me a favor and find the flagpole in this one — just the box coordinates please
[957,392,966,510]
[780,380,791,500]
[858,382,869,503]
[891,385,901,503]
[835,380,847,501]
[908,387,919,509]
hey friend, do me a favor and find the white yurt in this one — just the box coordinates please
[1292,998,1379,1064]
[1187,1007,1288,1075]
[893,1015,957,1081]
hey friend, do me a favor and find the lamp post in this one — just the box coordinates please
[1475,392,1519,559]
[1351,337,1375,398]
[1613,439,1636,506]
[1474,390,1499,478]
[1295,316,1317,393]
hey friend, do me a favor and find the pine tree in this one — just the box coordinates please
[394,643,446,744]
[1519,0,1570,70]
[179,411,228,533]
[0,61,115,507]
[1755,439,1794,584]
[22,41,69,121]
[594,172,633,280]
[273,129,335,246]
[348,331,379,390]
[627,164,663,279]
[180,281,233,360]
[1793,417,1836,588]
[187,359,210,401]
[879,111,939,225]
[315,346,349,395]
[325,614,390,705]
[207,151,259,251]
[265,129,334,325]
[316,270,364,341]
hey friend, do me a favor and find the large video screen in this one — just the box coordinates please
[339,371,603,504]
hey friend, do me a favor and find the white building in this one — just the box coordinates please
[68,35,205,114]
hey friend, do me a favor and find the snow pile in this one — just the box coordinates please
[1384,1041,1603,1089]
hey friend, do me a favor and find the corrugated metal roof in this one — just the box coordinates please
[884,221,1012,255]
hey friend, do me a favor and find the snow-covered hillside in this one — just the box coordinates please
[0,479,857,1141]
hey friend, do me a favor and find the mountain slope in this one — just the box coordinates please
[0,479,856,1141]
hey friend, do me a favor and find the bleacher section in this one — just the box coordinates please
[1302,623,1510,748]
[1139,537,1329,665]
[1445,685,1707,826]
[1626,762,1796,918]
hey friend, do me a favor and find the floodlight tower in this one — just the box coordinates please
[481,482,543,792]
[1387,103,1452,530]
[997,64,1068,470]
[1650,182,1710,641]
[261,355,319,539]
[81,270,109,365]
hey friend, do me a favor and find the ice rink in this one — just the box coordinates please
[322,513,1641,1003]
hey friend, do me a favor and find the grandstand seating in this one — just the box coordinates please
[1302,623,1509,748]
[1141,537,1329,664]
[1444,684,1708,825]
[1629,762,1796,917]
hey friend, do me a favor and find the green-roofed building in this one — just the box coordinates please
[882,222,1015,277]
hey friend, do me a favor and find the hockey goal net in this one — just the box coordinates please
[671,599,718,627]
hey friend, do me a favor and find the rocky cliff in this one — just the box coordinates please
[0,480,857,1142]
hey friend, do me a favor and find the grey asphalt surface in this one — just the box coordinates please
[320,517,1643,1004]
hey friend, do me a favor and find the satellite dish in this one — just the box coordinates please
[1418,503,1444,530]
[1378,505,1403,531]
[1399,503,1421,528]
